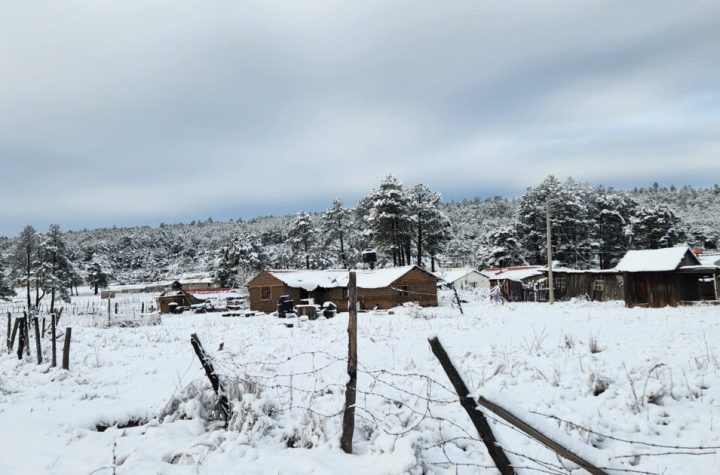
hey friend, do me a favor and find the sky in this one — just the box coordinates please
[1,0,719,236]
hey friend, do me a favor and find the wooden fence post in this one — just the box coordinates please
[6,313,11,352]
[453,285,464,315]
[62,327,72,370]
[51,312,57,367]
[33,317,42,364]
[9,317,19,353]
[190,333,230,423]
[17,318,26,360]
[24,312,30,357]
[341,271,358,454]
[429,336,515,475]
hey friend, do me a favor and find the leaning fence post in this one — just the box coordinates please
[62,327,72,370]
[428,336,515,475]
[33,317,42,364]
[453,285,464,315]
[190,333,230,423]
[341,271,358,454]
[9,317,19,353]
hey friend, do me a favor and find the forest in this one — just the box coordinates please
[0,176,718,302]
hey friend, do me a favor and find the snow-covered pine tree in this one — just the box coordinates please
[215,232,267,287]
[410,184,451,271]
[86,256,111,295]
[477,225,527,268]
[594,191,637,268]
[321,199,350,268]
[287,212,317,269]
[365,175,413,266]
[632,206,684,249]
[11,225,39,310]
[40,224,75,313]
[0,254,16,300]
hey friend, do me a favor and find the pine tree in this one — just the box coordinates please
[86,257,110,295]
[365,175,413,266]
[40,224,75,313]
[410,184,451,271]
[477,225,527,268]
[287,212,317,269]
[215,232,267,286]
[632,206,684,249]
[0,255,16,300]
[321,199,350,267]
[11,225,39,311]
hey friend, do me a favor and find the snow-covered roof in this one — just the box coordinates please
[615,246,699,272]
[481,266,545,282]
[698,253,720,267]
[436,268,486,284]
[264,266,436,291]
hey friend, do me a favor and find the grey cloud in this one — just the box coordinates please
[0,0,719,235]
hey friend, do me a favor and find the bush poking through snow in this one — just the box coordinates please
[588,372,611,396]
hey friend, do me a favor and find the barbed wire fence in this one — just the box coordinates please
[178,334,717,475]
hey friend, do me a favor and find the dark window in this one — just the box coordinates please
[261,286,271,301]
[400,285,409,297]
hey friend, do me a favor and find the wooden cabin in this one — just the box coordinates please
[481,266,546,301]
[616,247,719,308]
[157,290,205,314]
[247,266,440,313]
[543,269,624,302]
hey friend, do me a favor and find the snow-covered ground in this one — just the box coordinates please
[1,292,719,474]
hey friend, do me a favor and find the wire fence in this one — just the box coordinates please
[172,344,718,475]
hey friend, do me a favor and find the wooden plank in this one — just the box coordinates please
[428,336,515,475]
[341,271,358,454]
[474,395,608,475]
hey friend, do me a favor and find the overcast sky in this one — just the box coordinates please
[1,0,719,236]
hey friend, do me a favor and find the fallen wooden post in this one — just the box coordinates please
[190,333,229,423]
[341,271,358,454]
[62,327,72,370]
[429,336,514,475]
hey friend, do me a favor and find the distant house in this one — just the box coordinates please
[437,268,490,290]
[247,265,440,313]
[157,290,205,314]
[481,266,546,301]
[544,268,624,302]
[616,246,719,308]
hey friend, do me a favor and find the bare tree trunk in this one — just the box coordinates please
[417,220,423,267]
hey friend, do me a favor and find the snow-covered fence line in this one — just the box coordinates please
[0,294,158,319]
[165,331,720,475]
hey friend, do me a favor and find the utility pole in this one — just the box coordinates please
[546,200,555,304]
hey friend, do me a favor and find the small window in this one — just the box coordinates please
[261,286,271,301]
[400,285,409,297]
[593,279,605,291]
[554,278,566,290]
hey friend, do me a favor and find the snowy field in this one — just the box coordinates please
[1,292,719,475]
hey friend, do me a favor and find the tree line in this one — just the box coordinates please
[1,176,718,294]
